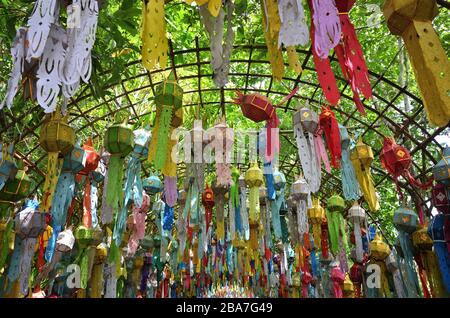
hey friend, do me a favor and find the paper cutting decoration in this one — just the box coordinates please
[278,0,309,75]
[142,0,168,71]
[319,107,341,169]
[335,0,372,115]
[383,0,450,127]
[199,0,235,87]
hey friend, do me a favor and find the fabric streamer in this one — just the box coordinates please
[339,125,361,201]
[335,0,372,115]
[307,0,340,105]
[319,107,341,169]
[142,0,168,71]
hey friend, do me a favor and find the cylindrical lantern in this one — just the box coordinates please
[245,162,264,223]
[348,202,367,263]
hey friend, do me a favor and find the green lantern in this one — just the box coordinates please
[104,110,134,218]
[326,194,348,255]
[148,71,183,171]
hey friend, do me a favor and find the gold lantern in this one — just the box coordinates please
[369,233,392,297]
[39,110,75,212]
[307,197,324,248]
[343,273,355,298]
[244,162,264,223]
[350,139,379,212]
[90,243,108,298]
[383,0,450,127]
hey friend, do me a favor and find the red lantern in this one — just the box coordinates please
[202,186,215,233]
[320,217,330,259]
[233,88,298,160]
[78,138,100,176]
[349,263,363,298]
[432,183,450,214]
[380,137,433,198]
[319,106,341,168]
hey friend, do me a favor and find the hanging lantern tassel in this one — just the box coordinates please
[319,107,341,169]
[148,72,183,171]
[213,184,228,242]
[413,223,448,297]
[308,197,324,252]
[348,202,367,263]
[90,243,107,298]
[142,0,168,71]
[383,0,450,127]
[429,214,450,294]
[350,138,379,212]
[291,175,310,243]
[307,0,341,105]
[368,233,391,298]
[335,0,372,115]
[39,110,75,212]
[339,125,361,201]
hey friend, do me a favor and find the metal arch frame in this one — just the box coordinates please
[0,42,446,220]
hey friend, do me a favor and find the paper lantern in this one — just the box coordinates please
[143,175,163,195]
[308,197,324,248]
[104,110,134,220]
[350,139,379,212]
[0,143,17,192]
[393,206,418,234]
[0,169,31,203]
[348,202,367,263]
[343,273,355,298]
[202,186,215,233]
[339,125,361,201]
[148,71,183,171]
[291,175,310,242]
[293,107,328,193]
[326,194,348,258]
[319,107,341,168]
[349,263,363,298]
[369,233,390,261]
[380,137,432,198]
[212,182,228,242]
[383,0,450,127]
[245,162,264,223]
[385,251,407,298]
[433,147,450,185]
[39,110,75,212]
[78,138,100,176]
[428,214,450,293]
[142,0,168,71]
[432,183,450,215]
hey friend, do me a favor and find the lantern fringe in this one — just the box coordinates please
[353,161,379,212]
[105,155,124,216]
[421,250,448,297]
[271,188,283,239]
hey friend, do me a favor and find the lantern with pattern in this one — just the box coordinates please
[380,137,432,198]
[148,71,183,171]
[144,174,163,195]
[350,139,379,212]
[39,110,75,212]
[291,175,310,243]
[326,194,348,257]
[308,197,324,249]
[348,202,367,263]
[368,233,392,298]
[383,0,450,127]
[104,110,134,221]
[245,162,264,224]
[202,186,215,233]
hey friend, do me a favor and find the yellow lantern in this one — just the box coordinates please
[383,0,450,127]
[90,243,108,298]
[350,139,379,212]
[307,197,324,248]
[244,162,264,222]
[369,233,392,298]
[343,273,355,298]
[39,110,75,212]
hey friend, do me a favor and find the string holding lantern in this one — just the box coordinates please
[319,107,341,169]
[339,125,361,201]
[380,137,433,199]
[383,0,450,127]
[350,138,379,212]
[335,0,372,115]
[233,88,298,161]
[39,109,76,213]
[45,145,86,262]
